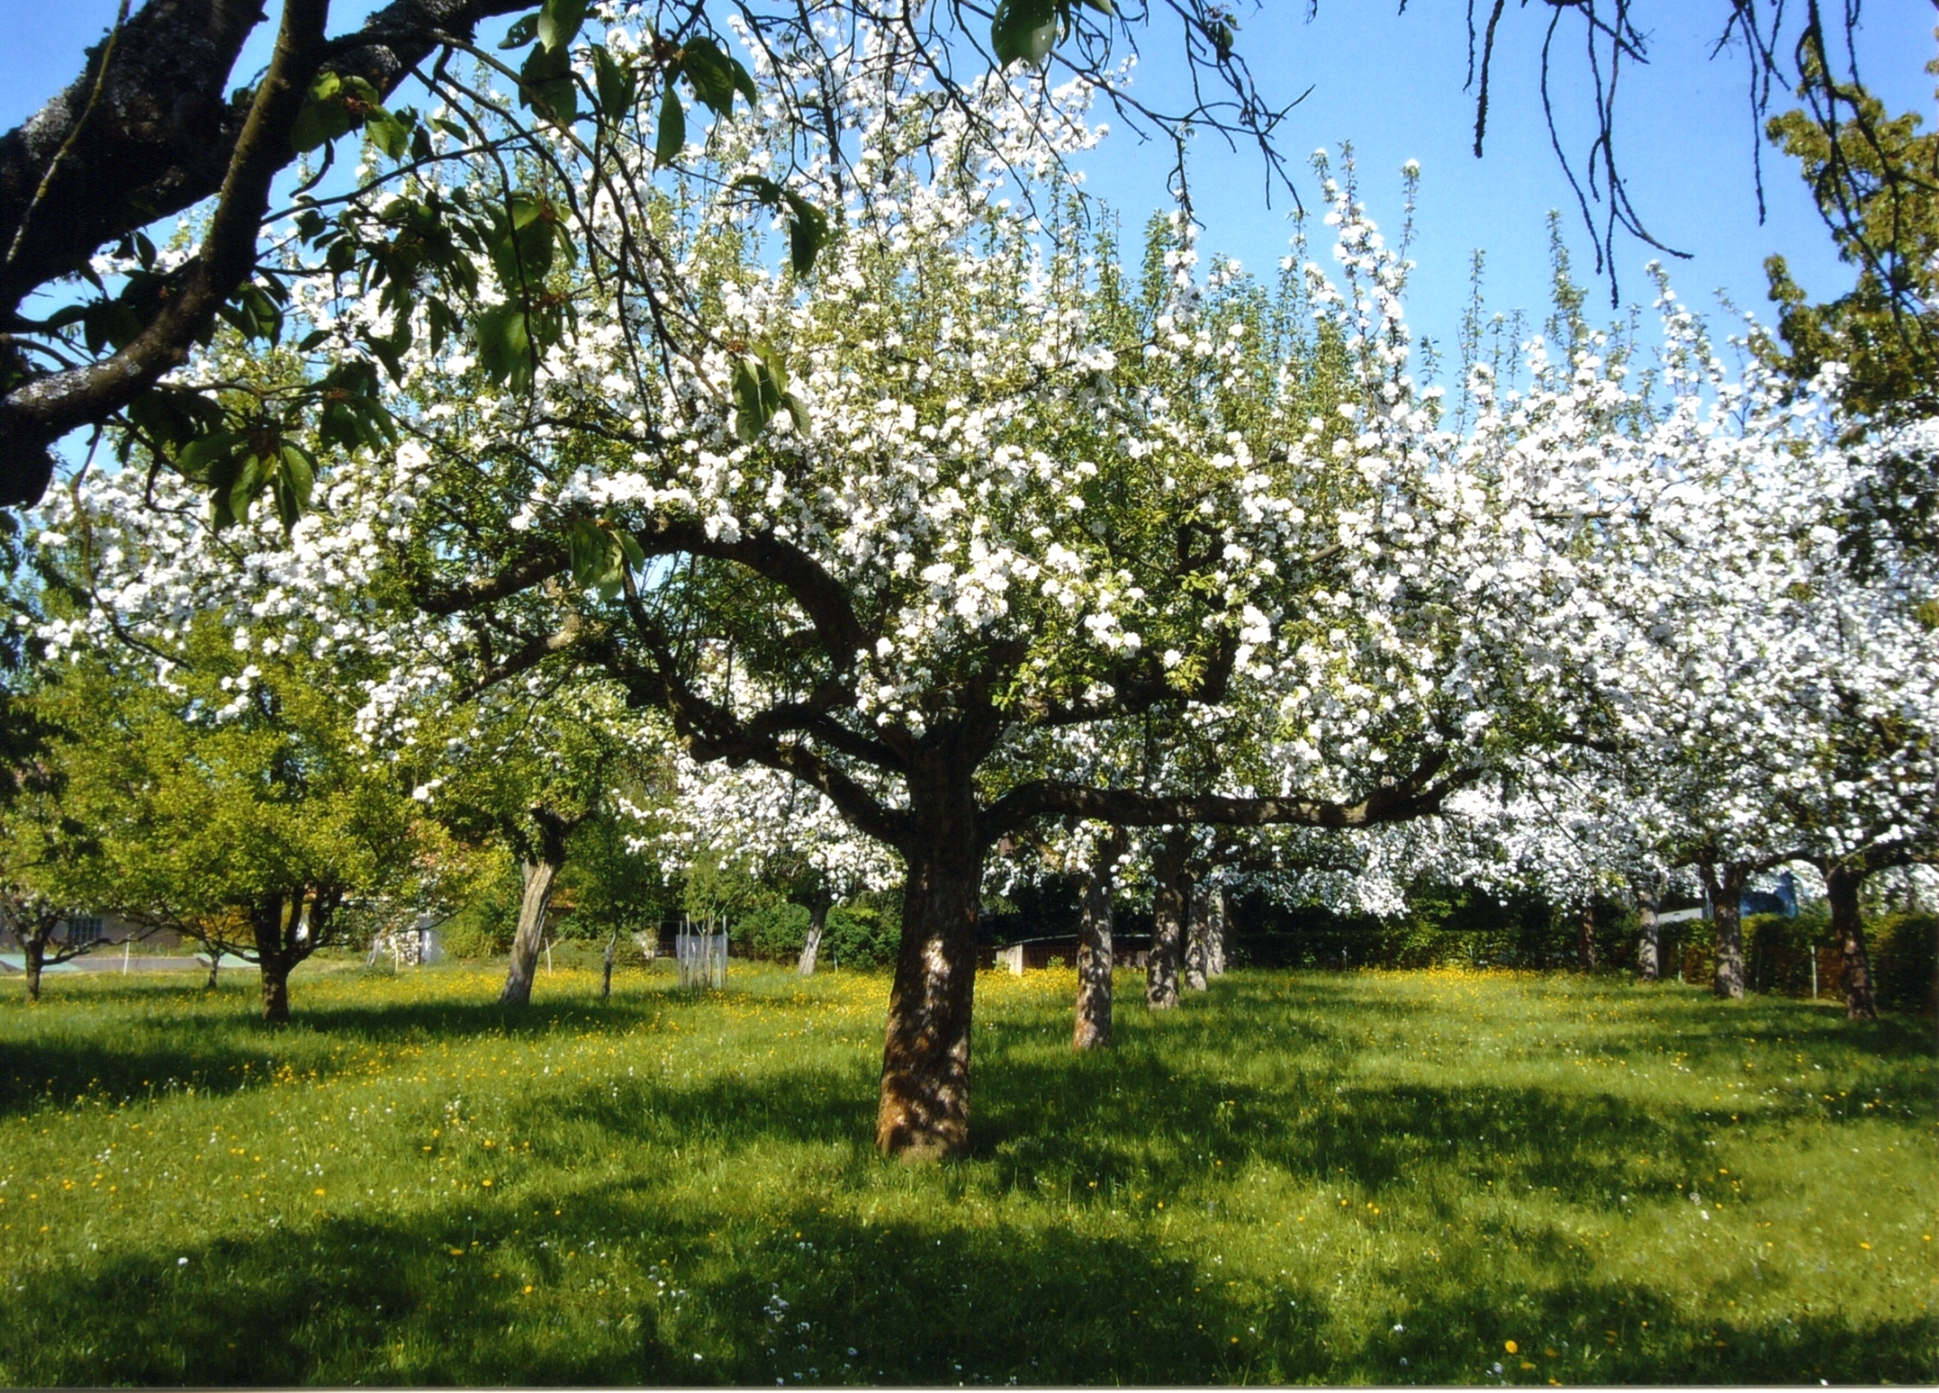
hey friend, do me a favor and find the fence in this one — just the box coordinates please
[674,919,728,989]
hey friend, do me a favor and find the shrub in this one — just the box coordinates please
[439,861,523,958]
[731,900,901,967]
[738,902,812,961]
[1869,913,1938,1015]
[822,904,899,967]
[1744,912,1827,996]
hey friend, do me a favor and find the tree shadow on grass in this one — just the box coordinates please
[5,1154,1929,1386]
[0,1175,1295,1386]
[968,1047,1716,1208]
[0,976,777,1119]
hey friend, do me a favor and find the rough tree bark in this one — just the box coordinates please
[797,897,832,976]
[1577,903,1599,971]
[22,937,44,1004]
[1072,832,1124,1051]
[500,807,572,1008]
[1702,861,1749,1001]
[1205,886,1227,977]
[1184,882,1212,992]
[1634,872,1663,981]
[250,895,305,1026]
[875,838,984,1159]
[1824,862,1877,1021]
[1145,831,1191,1010]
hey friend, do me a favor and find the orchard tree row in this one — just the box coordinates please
[0,6,1933,1160]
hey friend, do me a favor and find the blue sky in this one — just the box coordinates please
[2,0,1932,366]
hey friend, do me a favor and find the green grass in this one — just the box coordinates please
[1,962,1933,1385]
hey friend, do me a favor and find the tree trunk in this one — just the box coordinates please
[1826,862,1876,1021]
[22,937,42,1003]
[1184,881,1212,992]
[501,855,564,1008]
[259,959,291,1024]
[797,900,831,976]
[1634,873,1662,981]
[206,946,223,989]
[1146,832,1190,1010]
[1205,887,1228,977]
[1705,862,1748,1001]
[1577,903,1599,971]
[1073,851,1119,1051]
[876,839,984,1161]
[251,897,295,1026]
[601,931,616,1000]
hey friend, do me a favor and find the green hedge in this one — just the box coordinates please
[1870,913,1938,1015]
[736,901,901,968]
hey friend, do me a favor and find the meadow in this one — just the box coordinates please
[1,961,1933,1386]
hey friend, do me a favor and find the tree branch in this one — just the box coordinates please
[0,0,331,506]
[984,749,1473,838]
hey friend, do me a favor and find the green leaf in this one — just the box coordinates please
[679,36,740,117]
[655,84,686,166]
[500,11,539,47]
[784,390,811,437]
[42,303,89,333]
[781,191,829,276]
[176,430,239,482]
[291,72,360,153]
[227,451,269,527]
[564,518,610,589]
[239,283,284,345]
[509,193,545,230]
[536,0,586,52]
[614,528,646,569]
[991,0,1060,68]
[533,77,578,125]
[732,177,830,277]
[474,304,535,393]
[519,41,577,124]
[367,108,411,159]
[756,343,789,395]
[272,444,317,528]
[731,353,785,443]
[730,55,758,110]
[591,44,636,119]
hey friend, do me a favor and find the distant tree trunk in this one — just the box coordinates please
[252,896,302,1026]
[501,809,572,1008]
[1184,881,1212,992]
[21,936,43,1003]
[205,945,223,989]
[600,931,617,1000]
[1703,861,1749,1001]
[1577,903,1599,971]
[1205,887,1228,977]
[1146,831,1191,1010]
[797,898,832,976]
[1634,873,1663,981]
[1825,862,1876,1021]
[1073,835,1123,1051]
[876,820,985,1161]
